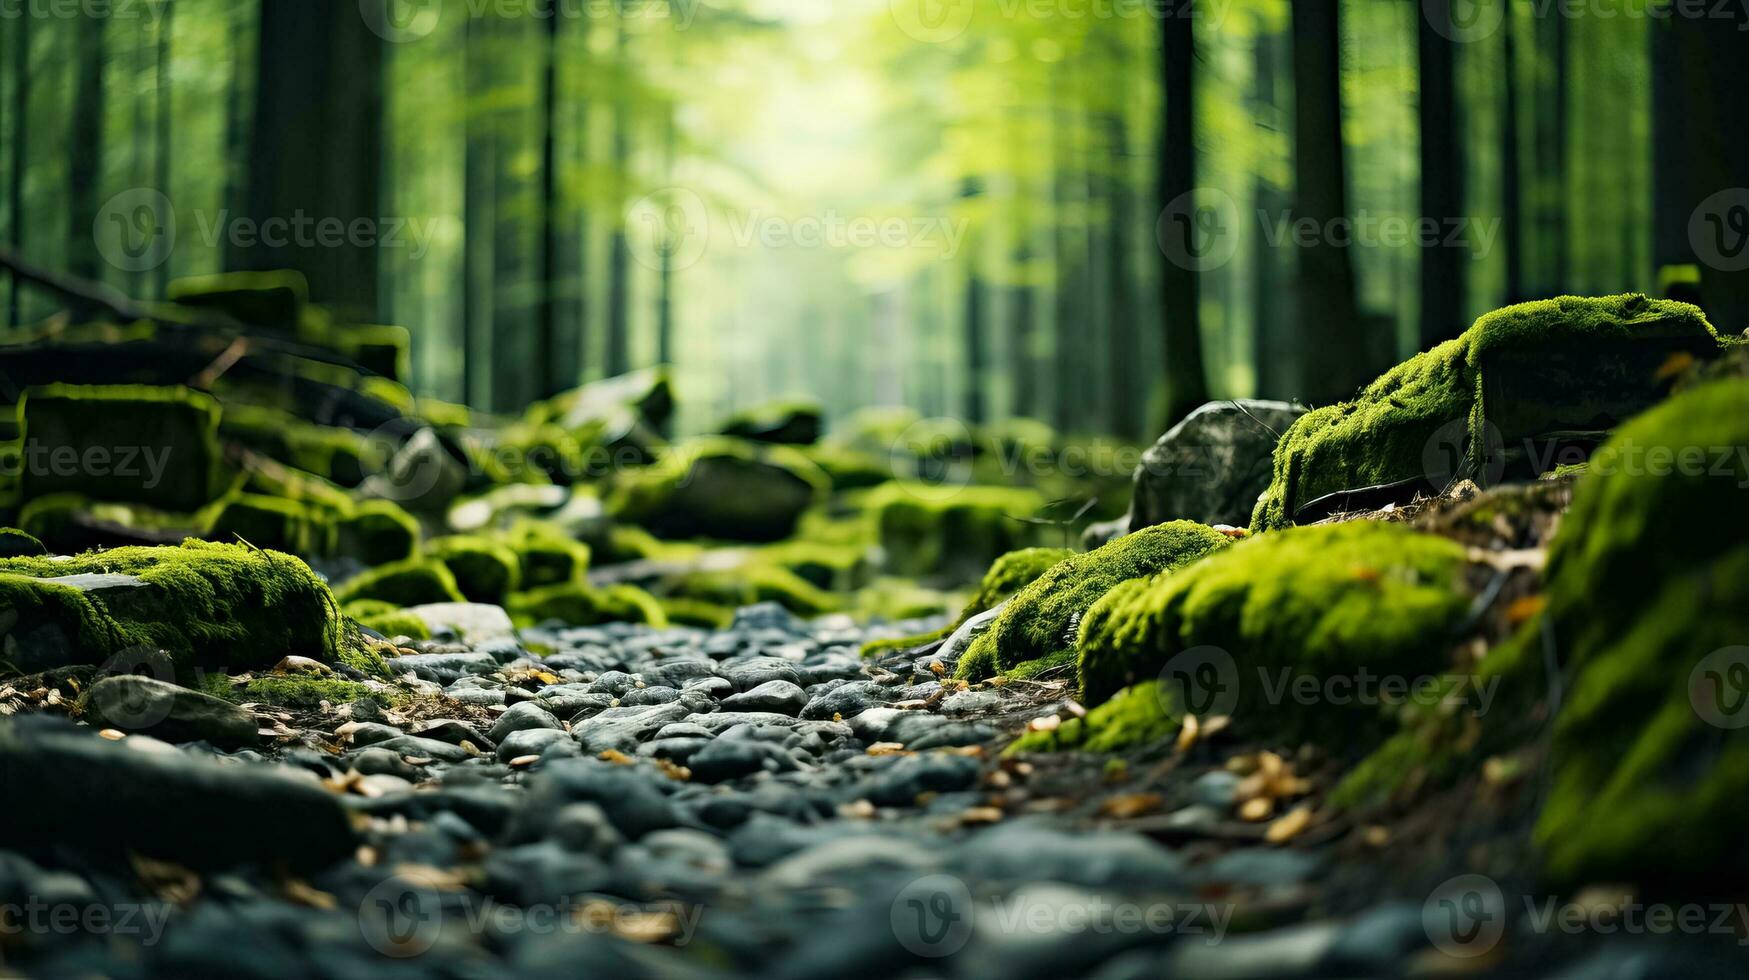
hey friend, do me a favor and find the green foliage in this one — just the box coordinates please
[960,522,1233,682]
[426,535,522,604]
[656,563,839,617]
[167,270,309,331]
[1077,522,1472,735]
[0,539,343,673]
[333,558,464,608]
[210,493,335,556]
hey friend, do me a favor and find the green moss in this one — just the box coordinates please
[1007,681,1181,755]
[606,437,830,542]
[508,582,668,629]
[719,399,824,445]
[426,535,521,604]
[333,558,463,607]
[1253,294,1719,529]
[218,404,385,488]
[867,482,1049,583]
[0,528,46,557]
[231,676,389,710]
[754,539,871,591]
[799,443,893,490]
[960,523,1233,682]
[333,324,412,382]
[657,597,734,629]
[356,610,431,641]
[1002,648,1078,681]
[0,539,342,673]
[1531,380,1749,885]
[18,384,228,511]
[337,499,420,566]
[858,548,1068,657]
[501,520,591,589]
[167,270,308,331]
[1077,522,1473,738]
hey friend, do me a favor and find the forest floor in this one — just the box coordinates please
[2,480,1745,978]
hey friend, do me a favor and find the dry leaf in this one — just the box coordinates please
[1505,595,1546,626]
[597,749,636,766]
[1098,793,1163,820]
[1239,797,1275,822]
[99,729,127,741]
[1176,713,1201,753]
[1027,714,1061,733]
[1265,805,1313,844]
[508,754,541,768]
[959,806,1004,825]
[866,742,908,756]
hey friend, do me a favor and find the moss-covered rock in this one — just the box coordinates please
[501,520,591,589]
[1007,680,1182,755]
[507,582,667,629]
[656,564,839,618]
[960,523,1234,682]
[606,437,829,542]
[867,482,1047,584]
[19,384,229,511]
[167,270,308,332]
[798,443,894,490]
[337,499,420,566]
[755,539,872,591]
[0,528,46,558]
[719,399,824,445]
[231,676,390,710]
[210,493,336,556]
[1253,294,1720,529]
[0,540,342,673]
[426,535,521,605]
[1077,522,1473,737]
[218,404,385,488]
[1532,379,1749,885]
[332,558,463,608]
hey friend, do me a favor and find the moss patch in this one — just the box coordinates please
[859,548,1068,657]
[1077,521,1473,740]
[0,528,46,557]
[231,676,389,710]
[960,522,1234,682]
[656,564,839,617]
[210,493,336,556]
[508,583,667,629]
[1253,294,1719,529]
[500,520,591,589]
[867,482,1048,584]
[1007,680,1181,755]
[337,499,421,567]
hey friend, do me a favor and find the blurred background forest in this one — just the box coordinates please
[3,0,1747,438]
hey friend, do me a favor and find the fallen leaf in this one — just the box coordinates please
[1265,805,1313,844]
[98,729,127,741]
[866,742,908,756]
[839,799,877,819]
[508,754,541,768]
[1239,797,1275,822]
[1098,793,1163,819]
[1176,713,1200,753]
[281,878,337,910]
[959,806,1004,825]
[1505,594,1546,626]
[1027,714,1061,733]
[1655,350,1696,383]
[598,749,636,766]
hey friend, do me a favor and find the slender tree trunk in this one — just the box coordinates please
[1159,9,1210,428]
[1417,0,1465,346]
[153,0,173,296]
[604,19,631,378]
[461,11,496,407]
[1290,0,1365,404]
[6,13,28,328]
[1050,86,1082,431]
[1011,238,1036,419]
[220,4,250,259]
[961,177,986,425]
[67,12,106,281]
[656,110,675,367]
[243,1,383,317]
[1552,12,1569,291]
[1500,7,1523,304]
[1668,7,1749,332]
[1252,24,1293,400]
[1104,115,1139,439]
[537,9,563,398]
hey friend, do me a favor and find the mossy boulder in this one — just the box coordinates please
[1130,400,1307,530]
[655,564,839,618]
[332,559,463,608]
[167,270,308,332]
[960,523,1234,682]
[337,499,420,566]
[799,443,894,490]
[17,492,223,556]
[1253,294,1720,529]
[210,493,336,556]
[18,384,229,511]
[0,540,343,674]
[501,520,591,589]
[426,535,522,605]
[606,437,829,542]
[218,404,385,488]
[719,400,824,445]
[1077,521,1474,740]
[867,482,1048,584]
[0,528,46,558]
[508,583,667,629]
[1533,379,1749,885]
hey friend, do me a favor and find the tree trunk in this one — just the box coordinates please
[656,111,676,368]
[1252,23,1294,400]
[604,19,632,378]
[461,11,496,407]
[1667,10,1749,333]
[67,11,106,281]
[1290,0,1365,404]
[153,0,173,296]
[6,12,28,328]
[1104,116,1138,439]
[536,9,563,398]
[1417,0,1465,346]
[1500,8,1524,304]
[961,177,986,425]
[1159,9,1210,429]
[242,2,383,318]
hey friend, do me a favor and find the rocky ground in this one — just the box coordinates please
[2,592,1745,978]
